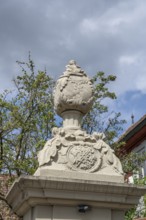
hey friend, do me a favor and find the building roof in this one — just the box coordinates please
[119,114,146,153]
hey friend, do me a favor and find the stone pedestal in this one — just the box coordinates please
[5,61,146,219]
[6,175,146,220]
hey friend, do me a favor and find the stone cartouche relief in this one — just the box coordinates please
[38,127,123,175]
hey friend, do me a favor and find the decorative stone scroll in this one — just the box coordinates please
[36,60,123,177]
[38,128,123,175]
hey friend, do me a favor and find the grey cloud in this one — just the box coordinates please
[0,0,146,96]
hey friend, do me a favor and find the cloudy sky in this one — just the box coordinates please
[0,0,146,130]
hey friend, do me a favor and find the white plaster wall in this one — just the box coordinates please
[133,140,146,176]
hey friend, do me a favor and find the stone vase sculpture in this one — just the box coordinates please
[34,60,123,182]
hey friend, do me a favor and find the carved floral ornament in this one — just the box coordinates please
[37,60,124,175]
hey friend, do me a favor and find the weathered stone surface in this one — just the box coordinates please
[54,60,93,116]
[6,175,146,216]
[34,168,124,183]
[36,128,123,180]
[35,60,124,182]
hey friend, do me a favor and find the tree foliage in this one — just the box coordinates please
[82,71,126,148]
[119,151,146,174]
[0,55,55,177]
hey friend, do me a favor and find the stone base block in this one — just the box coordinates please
[34,167,124,183]
[24,205,125,220]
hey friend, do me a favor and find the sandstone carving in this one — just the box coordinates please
[54,60,93,116]
[36,60,124,176]
[37,127,123,175]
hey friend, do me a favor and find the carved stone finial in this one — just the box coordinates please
[35,60,124,182]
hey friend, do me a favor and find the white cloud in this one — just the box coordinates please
[0,0,146,127]
[136,76,146,93]
[119,55,138,65]
[110,52,146,96]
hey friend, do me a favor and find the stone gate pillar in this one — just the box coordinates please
[6,61,146,220]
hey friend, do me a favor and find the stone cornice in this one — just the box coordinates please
[6,175,146,216]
